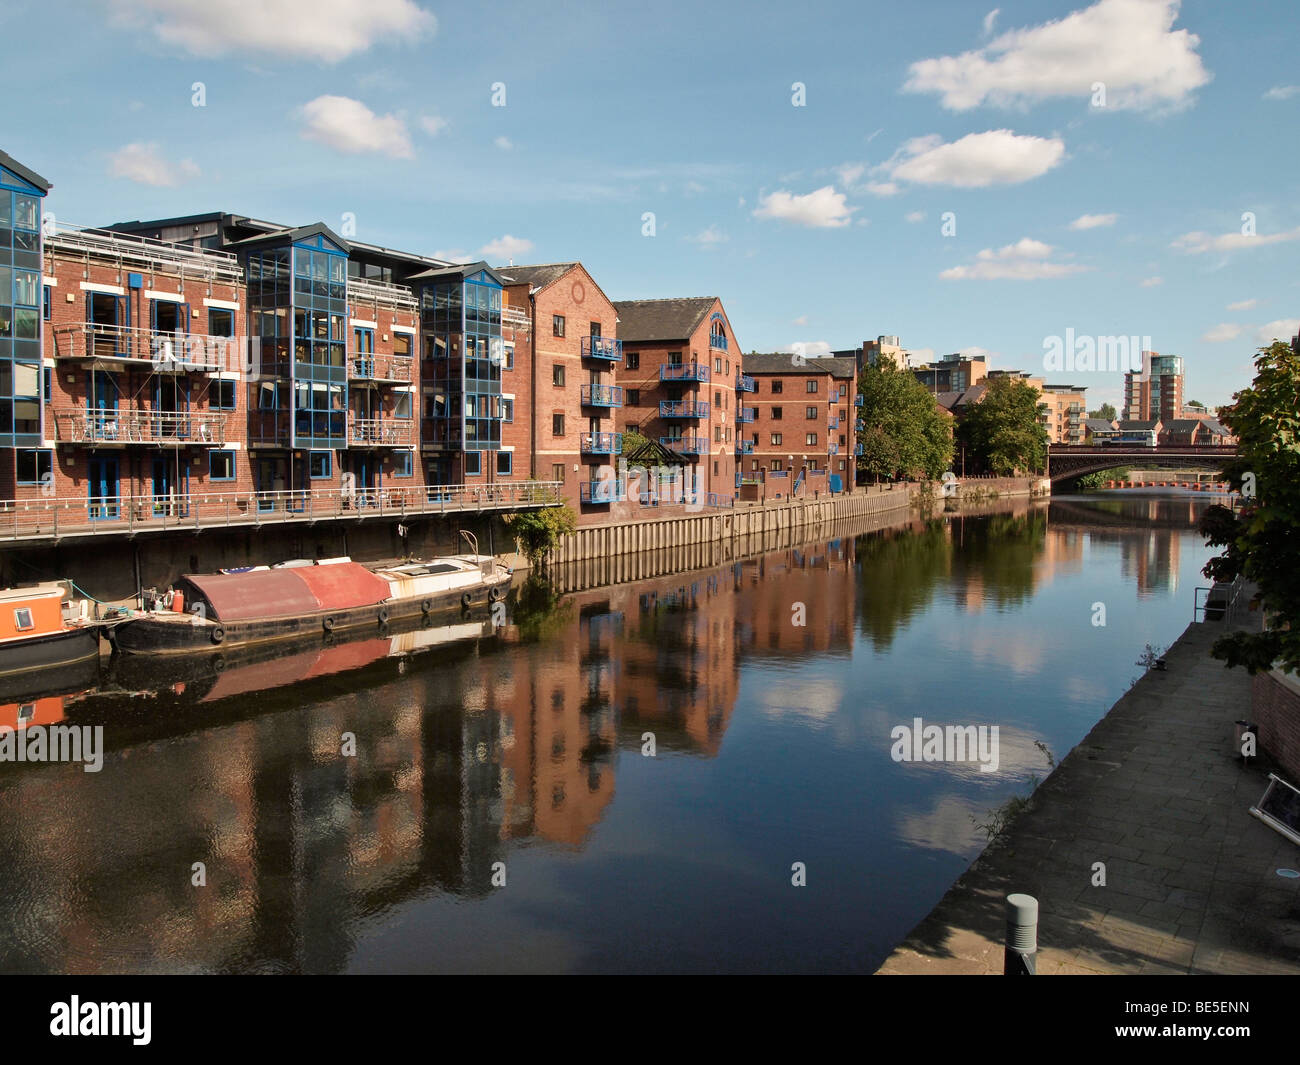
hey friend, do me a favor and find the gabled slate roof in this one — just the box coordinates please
[495,263,576,290]
[227,222,351,253]
[612,298,717,342]
[742,353,856,378]
[0,149,52,192]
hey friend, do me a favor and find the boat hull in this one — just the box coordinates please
[0,627,101,684]
[113,572,511,655]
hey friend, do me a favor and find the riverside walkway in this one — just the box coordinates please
[878,617,1300,975]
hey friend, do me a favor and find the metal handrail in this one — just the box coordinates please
[53,323,232,371]
[348,353,414,383]
[347,416,414,446]
[346,277,417,308]
[53,407,229,445]
[48,223,243,283]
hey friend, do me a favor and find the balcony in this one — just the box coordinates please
[346,277,417,310]
[736,407,756,424]
[581,383,624,408]
[54,407,228,446]
[854,394,864,407]
[735,372,756,393]
[348,417,415,447]
[580,431,623,455]
[581,335,622,361]
[48,223,243,285]
[736,440,755,455]
[659,362,709,383]
[349,353,414,384]
[709,333,728,352]
[828,443,839,456]
[855,443,864,456]
[659,436,708,456]
[855,419,864,432]
[580,479,626,504]
[53,323,228,373]
[660,400,709,419]
[828,416,839,429]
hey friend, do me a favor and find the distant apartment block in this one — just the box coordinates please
[1123,350,1184,423]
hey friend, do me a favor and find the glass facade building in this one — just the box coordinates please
[0,154,49,450]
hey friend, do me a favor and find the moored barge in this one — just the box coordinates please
[0,583,101,685]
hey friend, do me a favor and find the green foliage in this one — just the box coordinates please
[1073,466,1130,489]
[622,428,651,454]
[1199,341,1300,673]
[856,363,954,481]
[510,573,574,642]
[957,376,1049,476]
[503,504,576,568]
[1089,402,1118,422]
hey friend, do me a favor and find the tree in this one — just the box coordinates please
[957,377,1049,475]
[1198,340,1300,673]
[856,363,953,481]
[503,504,577,570]
[1089,402,1117,422]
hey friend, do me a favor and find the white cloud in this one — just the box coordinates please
[494,136,513,150]
[1068,212,1117,230]
[108,142,200,186]
[686,224,728,248]
[1256,319,1300,343]
[939,237,1089,281]
[864,181,900,197]
[905,0,1210,113]
[419,115,448,136]
[753,186,856,228]
[1140,276,1162,287]
[1226,298,1257,311]
[835,163,866,187]
[109,0,435,62]
[982,8,999,36]
[433,249,472,264]
[882,130,1064,188]
[479,234,533,261]
[1201,323,1242,343]
[905,210,927,223]
[1172,225,1300,254]
[781,341,833,358]
[299,95,413,158]
[1264,85,1300,100]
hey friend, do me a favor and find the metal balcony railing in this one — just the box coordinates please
[709,333,728,352]
[736,407,756,423]
[580,383,624,408]
[659,436,708,455]
[53,407,228,445]
[854,394,864,407]
[53,323,230,372]
[48,223,243,284]
[349,353,414,383]
[345,277,417,309]
[855,443,864,456]
[579,479,626,504]
[659,362,709,383]
[660,400,709,419]
[348,416,414,447]
[581,335,622,361]
[736,440,755,454]
[580,431,623,455]
[828,416,839,429]
[735,372,756,392]
[828,443,839,455]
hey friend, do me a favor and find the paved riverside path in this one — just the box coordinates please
[877,620,1300,975]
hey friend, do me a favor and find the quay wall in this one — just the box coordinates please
[1252,667,1300,783]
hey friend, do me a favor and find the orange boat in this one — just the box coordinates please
[0,583,101,687]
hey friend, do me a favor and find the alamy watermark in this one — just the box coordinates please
[890,717,1000,773]
[0,724,104,772]
[1042,330,1150,374]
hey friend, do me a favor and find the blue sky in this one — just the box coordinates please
[4,0,1298,410]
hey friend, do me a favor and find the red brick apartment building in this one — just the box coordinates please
[740,354,859,496]
[612,298,744,506]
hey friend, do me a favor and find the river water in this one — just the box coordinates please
[0,491,1223,973]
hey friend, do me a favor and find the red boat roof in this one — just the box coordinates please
[180,563,390,623]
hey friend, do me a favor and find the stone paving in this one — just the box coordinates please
[877,619,1300,975]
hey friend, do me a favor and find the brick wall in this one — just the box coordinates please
[1253,668,1300,783]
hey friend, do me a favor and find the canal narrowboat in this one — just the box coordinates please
[0,584,102,684]
[112,538,512,656]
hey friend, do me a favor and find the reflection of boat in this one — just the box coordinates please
[0,583,101,684]
[113,533,512,656]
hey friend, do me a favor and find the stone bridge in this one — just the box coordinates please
[1046,444,1237,484]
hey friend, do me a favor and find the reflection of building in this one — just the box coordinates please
[733,540,856,657]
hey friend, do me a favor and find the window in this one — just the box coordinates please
[772,406,783,420]
[551,462,565,483]
[771,380,783,394]
[13,608,34,632]
[258,382,277,409]
[839,408,847,420]
[43,366,51,405]
[714,390,722,407]
[839,434,846,446]
[42,285,51,322]
[16,449,51,485]
[771,432,783,445]
[210,450,236,481]
[772,459,783,472]
[208,308,235,338]
[465,451,482,476]
[807,380,818,393]
[309,451,331,479]
[627,389,640,406]
[393,392,412,419]
[212,380,236,409]
[553,315,565,337]
[625,351,639,371]
[806,406,817,419]
[392,332,412,357]
[714,426,724,442]
[667,351,682,365]
[589,321,601,337]
[501,397,515,422]
[502,341,513,369]
[839,384,847,397]
[552,413,565,436]
[354,327,374,354]
[713,460,719,475]
[393,451,413,477]
[714,358,723,373]
[838,460,846,471]
[497,451,512,476]
[806,433,818,446]
[552,364,566,387]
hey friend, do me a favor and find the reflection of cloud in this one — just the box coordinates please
[896,794,987,856]
[752,676,844,723]
[885,721,1052,785]
[935,624,1049,678]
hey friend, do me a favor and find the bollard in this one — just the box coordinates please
[1004,893,1038,975]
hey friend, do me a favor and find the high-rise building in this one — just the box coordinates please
[1123,350,1184,423]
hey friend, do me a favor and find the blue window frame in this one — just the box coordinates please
[501,397,514,423]
[42,366,50,404]
[16,449,51,485]
[464,451,482,476]
[309,450,332,479]
[42,285,50,321]
[393,450,413,477]
[209,450,236,481]
[496,451,512,477]
[211,380,236,409]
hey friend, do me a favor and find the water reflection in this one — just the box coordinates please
[0,491,1218,973]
